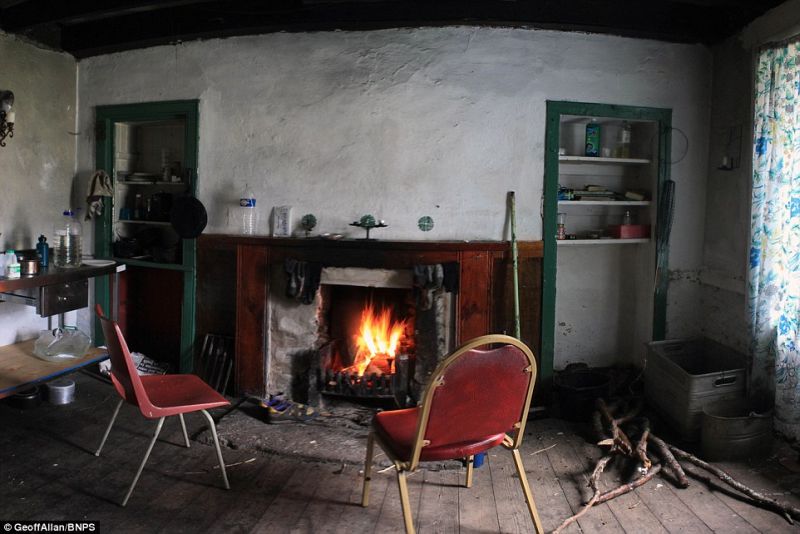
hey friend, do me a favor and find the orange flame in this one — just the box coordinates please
[346,304,408,376]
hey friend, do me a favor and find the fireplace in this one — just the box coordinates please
[266,264,454,407]
[198,236,543,400]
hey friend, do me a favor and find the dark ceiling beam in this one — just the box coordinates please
[0,0,224,31]
[60,0,725,58]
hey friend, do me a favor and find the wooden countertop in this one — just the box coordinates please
[0,340,108,399]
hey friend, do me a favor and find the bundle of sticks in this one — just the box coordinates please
[553,398,800,533]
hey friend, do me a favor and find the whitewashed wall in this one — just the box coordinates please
[74,27,713,367]
[0,33,77,345]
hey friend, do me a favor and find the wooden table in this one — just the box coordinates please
[0,340,108,399]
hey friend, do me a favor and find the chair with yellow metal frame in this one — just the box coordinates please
[361,334,544,534]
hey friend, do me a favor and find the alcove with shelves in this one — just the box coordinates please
[541,101,671,388]
[94,101,199,372]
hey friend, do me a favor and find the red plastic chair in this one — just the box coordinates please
[361,334,544,534]
[94,305,231,506]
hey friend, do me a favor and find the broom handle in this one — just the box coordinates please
[510,191,521,339]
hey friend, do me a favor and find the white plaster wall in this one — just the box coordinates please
[75,27,713,367]
[0,32,77,345]
[77,29,710,242]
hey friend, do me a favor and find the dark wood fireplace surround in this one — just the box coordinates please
[198,236,543,398]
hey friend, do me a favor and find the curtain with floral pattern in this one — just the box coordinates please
[750,39,800,439]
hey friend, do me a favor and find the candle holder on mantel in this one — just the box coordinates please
[350,214,388,240]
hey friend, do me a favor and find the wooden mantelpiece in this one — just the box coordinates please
[198,235,543,397]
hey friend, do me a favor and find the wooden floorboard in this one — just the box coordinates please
[546,419,625,532]
[459,455,502,533]
[3,375,800,533]
[416,468,460,534]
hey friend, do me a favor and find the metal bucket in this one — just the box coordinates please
[701,399,772,461]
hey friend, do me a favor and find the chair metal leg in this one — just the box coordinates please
[121,416,165,507]
[178,414,190,448]
[201,409,230,490]
[95,399,124,457]
[465,455,475,488]
[396,469,415,534]
[361,431,375,507]
[511,448,544,534]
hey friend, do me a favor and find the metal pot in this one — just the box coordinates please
[20,259,39,275]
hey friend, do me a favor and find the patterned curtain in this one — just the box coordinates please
[749,39,800,439]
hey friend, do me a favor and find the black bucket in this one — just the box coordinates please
[554,368,611,421]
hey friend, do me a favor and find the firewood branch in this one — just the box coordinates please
[596,463,662,504]
[649,434,689,488]
[552,455,613,534]
[634,419,652,472]
[663,439,800,524]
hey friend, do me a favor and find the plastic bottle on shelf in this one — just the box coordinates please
[4,249,20,279]
[623,210,633,226]
[54,210,82,269]
[238,183,258,235]
[585,119,601,157]
[616,121,632,158]
[36,235,49,268]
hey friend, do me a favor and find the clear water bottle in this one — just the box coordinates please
[54,210,82,268]
[238,184,258,235]
[4,249,19,279]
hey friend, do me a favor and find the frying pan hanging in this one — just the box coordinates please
[170,195,208,239]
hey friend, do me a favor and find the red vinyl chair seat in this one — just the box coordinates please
[139,375,230,417]
[373,408,506,462]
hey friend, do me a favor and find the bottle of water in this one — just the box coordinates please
[54,210,82,268]
[238,184,258,235]
[4,250,20,279]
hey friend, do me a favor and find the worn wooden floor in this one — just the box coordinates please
[2,374,800,533]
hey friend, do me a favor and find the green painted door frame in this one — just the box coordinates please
[542,101,672,388]
[93,100,199,373]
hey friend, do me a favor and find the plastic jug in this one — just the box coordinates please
[54,210,82,269]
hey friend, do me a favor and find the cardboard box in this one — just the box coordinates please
[608,224,650,239]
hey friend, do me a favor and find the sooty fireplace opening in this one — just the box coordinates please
[266,264,455,409]
[318,284,415,404]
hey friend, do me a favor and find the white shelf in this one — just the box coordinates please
[559,156,651,165]
[115,220,172,226]
[557,238,650,246]
[118,180,186,186]
[558,200,650,206]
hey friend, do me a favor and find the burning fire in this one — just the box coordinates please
[345,304,408,376]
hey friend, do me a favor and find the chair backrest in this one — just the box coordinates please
[95,305,156,416]
[409,334,537,468]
